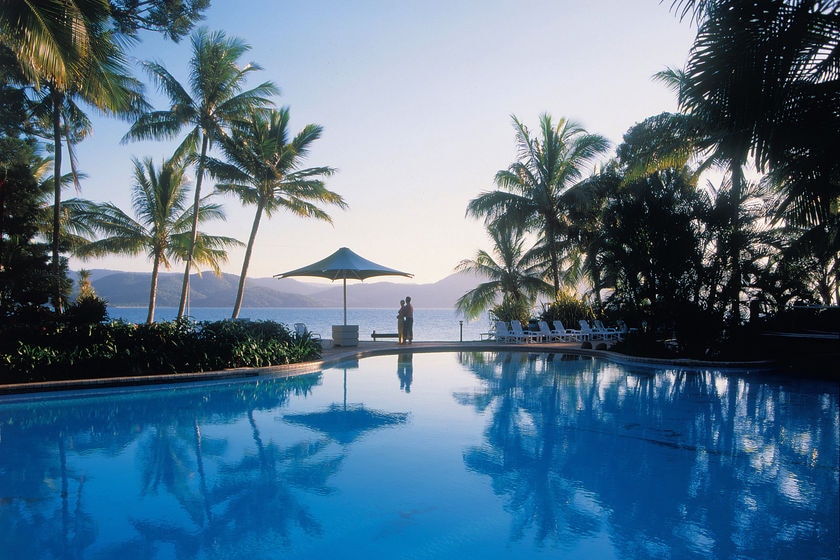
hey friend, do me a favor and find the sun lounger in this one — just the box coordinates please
[537,320,567,342]
[494,321,518,343]
[510,321,542,343]
[594,320,620,341]
[552,320,584,341]
[578,320,604,340]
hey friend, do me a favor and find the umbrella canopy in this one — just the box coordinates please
[283,367,408,444]
[284,404,409,445]
[274,247,412,324]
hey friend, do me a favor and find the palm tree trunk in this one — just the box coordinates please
[51,90,64,314]
[177,134,210,319]
[193,419,212,524]
[231,203,263,319]
[147,256,160,324]
[728,163,744,325]
[549,248,561,296]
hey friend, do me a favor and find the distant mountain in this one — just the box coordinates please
[80,269,484,309]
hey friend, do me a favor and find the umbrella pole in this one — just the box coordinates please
[343,277,347,325]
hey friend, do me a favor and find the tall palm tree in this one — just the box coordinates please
[664,0,840,320]
[123,28,278,319]
[455,224,553,321]
[71,157,241,323]
[466,114,609,295]
[1,4,147,313]
[19,11,146,313]
[205,108,347,319]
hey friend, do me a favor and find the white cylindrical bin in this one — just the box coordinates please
[332,324,359,347]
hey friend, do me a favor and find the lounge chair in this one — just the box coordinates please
[552,320,584,341]
[294,322,322,341]
[537,320,567,342]
[494,321,517,343]
[593,320,620,341]
[510,321,542,343]
[578,320,604,340]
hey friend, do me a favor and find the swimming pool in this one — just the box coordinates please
[0,352,837,559]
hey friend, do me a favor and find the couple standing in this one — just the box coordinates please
[397,296,413,344]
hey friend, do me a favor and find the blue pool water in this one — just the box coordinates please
[0,352,837,559]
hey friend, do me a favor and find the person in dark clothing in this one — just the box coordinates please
[404,296,414,343]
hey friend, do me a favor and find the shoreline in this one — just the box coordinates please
[0,339,785,397]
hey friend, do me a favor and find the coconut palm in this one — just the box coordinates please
[72,157,242,323]
[0,0,108,91]
[205,108,346,319]
[663,0,840,320]
[0,0,208,86]
[466,114,609,295]
[21,15,146,313]
[455,224,553,321]
[123,28,278,319]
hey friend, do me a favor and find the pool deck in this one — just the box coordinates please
[0,338,779,396]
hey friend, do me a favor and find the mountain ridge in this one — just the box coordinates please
[79,269,482,309]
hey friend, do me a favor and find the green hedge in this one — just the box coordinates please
[0,319,321,384]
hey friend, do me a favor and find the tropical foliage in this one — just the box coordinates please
[455,224,552,321]
[124,28,278,318]
[458,1,839,357]
[71,157,241,323]
[1,0,838,371]
[205,107,347,319]
[0,319,320,382]
[467,114,609,295]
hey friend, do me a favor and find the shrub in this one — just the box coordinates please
[490,298,531,325]
[64,295,109,325]
[539,291,595,328]
[0,318,321,384]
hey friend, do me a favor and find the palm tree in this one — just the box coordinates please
[0,0,108,91]
[71,157,242,323]
[2,1,210,313]
[20,12,146,313]
[466,114,609,295]
[455,224,553,321]
[663,0,840,320]
[205,108,347,319]
[123,28,278,319]
[0,0,209,85]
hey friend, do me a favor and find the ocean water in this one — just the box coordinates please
[108,307,493,342]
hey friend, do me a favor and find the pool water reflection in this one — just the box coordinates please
[0,352,837,559]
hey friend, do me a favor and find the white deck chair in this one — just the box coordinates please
[537,320,567,342]
[552,320,584,341]
[510,321,542,343]
[578,320,605,341]
[593,320,620,341]
[494,321,516,343]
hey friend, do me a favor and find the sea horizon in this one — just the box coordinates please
[108,306,493,342]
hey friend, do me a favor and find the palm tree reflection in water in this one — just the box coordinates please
[0,354,836,559]
[455,351,838,557]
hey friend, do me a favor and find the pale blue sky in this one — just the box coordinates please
[74,1,697,284]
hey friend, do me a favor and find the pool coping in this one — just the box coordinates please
[0,339,783,396]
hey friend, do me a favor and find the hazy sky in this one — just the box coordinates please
[73,0,697,284]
